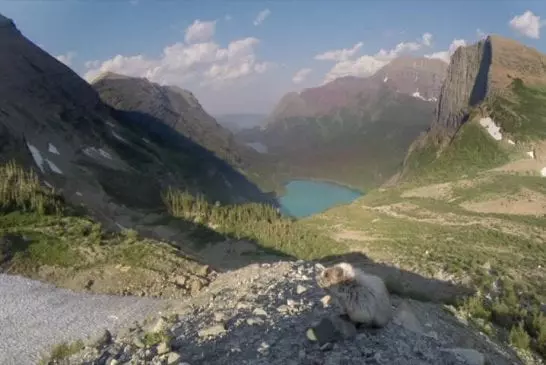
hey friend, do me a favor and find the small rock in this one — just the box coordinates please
[94,329,113,347]
[157,341,170,355]
[424,331,439,341]
[252,308,268,317]
[277,305,290,313]
[172,275,187,287]
[236,302,252,310]
[198,323,226,338]
[246,317,265,326]
[198,265,211,277]
[306,328,318,342]
[190,279,203,294]
[152,317,168,333]
[296,285,307,294]
[213,312,227,322]
[443,348,485,365]
[320,295,332,308]
[257,342,270,355]
[166,352,181,364]
[107,359,119,365]
[133,337,145,348]
[287,299,297,307]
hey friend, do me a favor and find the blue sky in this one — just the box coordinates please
[2,1,546,115]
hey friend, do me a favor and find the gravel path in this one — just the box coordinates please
[0,274,168,365]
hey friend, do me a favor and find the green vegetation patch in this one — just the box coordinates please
[162,187,347,260]
[0,161,64,215]
[403,122,510,184]
[40,340,84,364]
[489,78,546,141]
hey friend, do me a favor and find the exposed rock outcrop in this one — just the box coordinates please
[59,261,524,365]
[371,56,447,101]
[431,35,546,136]
[431,39,490,134]
[92,74,256,169]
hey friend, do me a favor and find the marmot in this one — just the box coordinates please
[316,262,392,328]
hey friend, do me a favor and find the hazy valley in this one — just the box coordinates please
[0,5,545,365]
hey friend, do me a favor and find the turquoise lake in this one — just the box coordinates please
[278,180,363,218]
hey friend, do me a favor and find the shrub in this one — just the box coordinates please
[0,161,64,215]
[510,321,531,351]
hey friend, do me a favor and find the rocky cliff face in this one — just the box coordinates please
[92,74,256,169]
[371,57,447,101]
[430,35,546,136]
[431,39,490,135]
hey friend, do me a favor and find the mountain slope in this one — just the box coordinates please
[241,57,448,190]
[215,113,267,133]
[397,35,546,184]
[309,35,546,361]
[0,13,274,234]
[92,73,256,168]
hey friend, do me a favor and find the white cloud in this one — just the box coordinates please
[185,19,217,43]
[316,32,433,83]
[509,10,544,39]
[425,39,466,63]
[225,14,232,21]
[84,60,101,69]
[292,68,312,84]
[422,32,433,46]
[253,9,271,26]
[56,51,76,66]
[476,28,487,40]
[315,42,363,62]
[84,31,271,90]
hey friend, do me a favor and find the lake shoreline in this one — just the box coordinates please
[277,179,364,219]
[277,177,365,197]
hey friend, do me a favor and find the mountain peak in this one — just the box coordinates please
[0,13,16,30]
[92,71,134,83]
[431,34,546,135]
[372,56,447,100]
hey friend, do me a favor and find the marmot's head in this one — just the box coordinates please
[316,262,356,289]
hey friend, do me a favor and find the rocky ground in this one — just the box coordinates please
[60,261,525,365]
[0,274,168,365]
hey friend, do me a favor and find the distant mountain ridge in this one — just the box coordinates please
[240,57,448,189]
[267,57,447,122]
[215,113,267,133]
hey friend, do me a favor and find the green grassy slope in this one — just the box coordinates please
[0,162,211,298]
[299,78,546,360]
